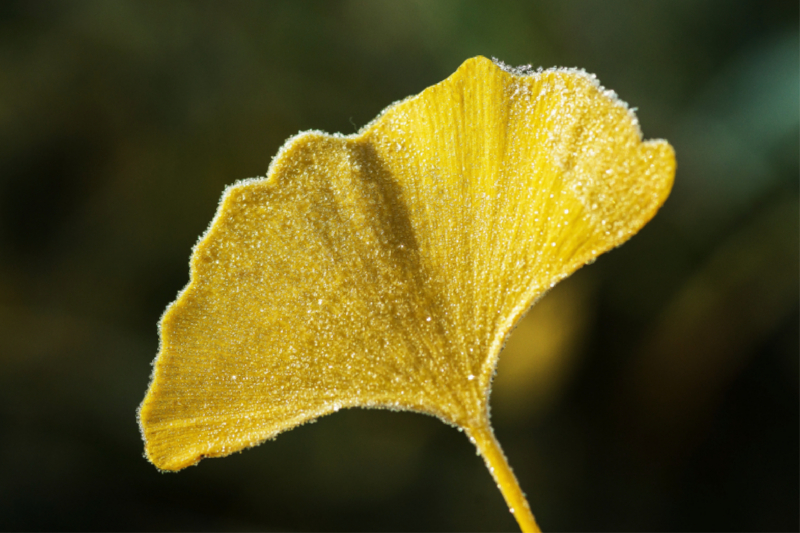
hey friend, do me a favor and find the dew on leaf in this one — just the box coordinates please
[138,56,674,532]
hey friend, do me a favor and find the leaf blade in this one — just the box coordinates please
[138,56,675,473]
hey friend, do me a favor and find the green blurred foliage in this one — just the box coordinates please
[0,1,796,530]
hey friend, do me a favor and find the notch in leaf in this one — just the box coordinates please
[138,56,675,532]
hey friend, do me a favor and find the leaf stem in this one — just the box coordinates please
[467,423,541,532]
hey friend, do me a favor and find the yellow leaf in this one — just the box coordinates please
[138,56,674,532]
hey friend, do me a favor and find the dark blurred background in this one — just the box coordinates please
[0,1,797,531]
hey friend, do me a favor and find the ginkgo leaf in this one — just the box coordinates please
[138,56,674,532]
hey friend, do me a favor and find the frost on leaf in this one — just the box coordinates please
[138,56,674,481]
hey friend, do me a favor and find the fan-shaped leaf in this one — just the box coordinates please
[138,56,674,531]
